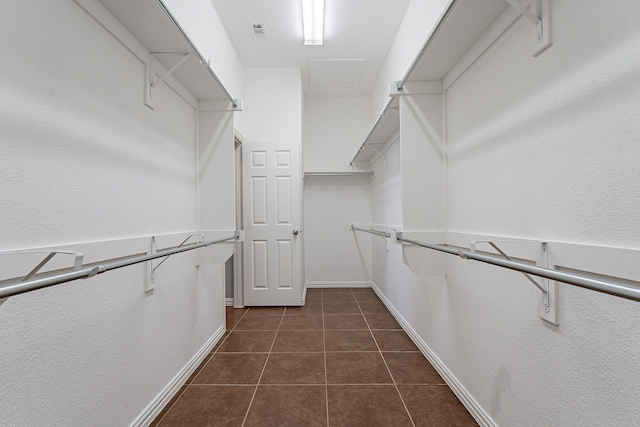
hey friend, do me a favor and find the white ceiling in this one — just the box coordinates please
[209,0,412,97]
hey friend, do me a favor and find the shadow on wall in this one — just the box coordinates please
[353,232,372,283]
[447,30,640,162]
[490,365,512,418]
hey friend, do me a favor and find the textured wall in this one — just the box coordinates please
[444,1,640,425]
[0,1,228,425]
[239,68,302,144]
[302,97,373,287]
[302,97,370,172]
[304,176,372,286]
[372,1,640,426]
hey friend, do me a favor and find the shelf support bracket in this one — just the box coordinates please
[471,240,558,325]
[484,242,546,293]
[0,250,85,307]
[145,52,191,109]
[146,233,204,292]
[506,0,551,57]
[150,52,191,89]
[506,0,542,39]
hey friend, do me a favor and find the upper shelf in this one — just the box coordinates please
[400,0,508,85]
[351,0,510,165]
[96,0,237,105]
[349,97,399,166]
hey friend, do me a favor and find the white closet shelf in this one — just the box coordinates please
[304,171,374,178]
[92,0,238,106]
[351,0,515,166]
[350,97,399,166]
[399,0,509,86]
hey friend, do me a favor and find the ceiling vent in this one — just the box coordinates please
[250,23,267,40]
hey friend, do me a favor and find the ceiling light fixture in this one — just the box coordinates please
[301,0,324,45]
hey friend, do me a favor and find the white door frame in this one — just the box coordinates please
[233,130,245,307]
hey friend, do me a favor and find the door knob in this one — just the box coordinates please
[293,230,299,235]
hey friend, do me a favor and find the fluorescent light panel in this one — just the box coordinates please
[302,0,324,45]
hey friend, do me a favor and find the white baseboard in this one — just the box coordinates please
[306,281,372,288]
[225,298,234,306]
[370,282,497,427]
[130,324,226,427]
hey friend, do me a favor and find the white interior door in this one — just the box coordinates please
[242,142,303,306]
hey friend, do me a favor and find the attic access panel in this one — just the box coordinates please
[309,59,366,93]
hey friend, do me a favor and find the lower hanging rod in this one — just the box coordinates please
[351,225,391,239]
[396,233,640,303]
[0,233,240,300]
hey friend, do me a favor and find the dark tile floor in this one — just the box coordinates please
[151,288,478,426]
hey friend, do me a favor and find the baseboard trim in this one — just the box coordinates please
[370,282,497,427]
[306,281,372,288]
[130,324,226,427]
[225,298,234,306]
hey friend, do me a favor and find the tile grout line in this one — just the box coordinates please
[240,308,286,427]
[185,382,441,387]
[354,291,417,427]
[151,385,187,427]
[188,307,250,385]
[322,290,330,427]
[152,307,251,426]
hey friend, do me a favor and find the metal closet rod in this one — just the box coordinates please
[155,0,238,108]
[351,225,392,239]
[304,171,374,177]
[0,233,240,300]
[396,233,640,303]
[350,96,396,166]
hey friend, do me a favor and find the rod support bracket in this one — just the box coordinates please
[145,233,204,292]
[232,99,243,111]
[506,0,551,56]
[472,239,558,325]
[146,236,157,292]
[537,242,558,325]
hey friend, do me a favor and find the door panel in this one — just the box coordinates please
[277,239,292,289]
[276,176,292,224]
[243,142,302,306]
[252,240,268,289]
[251,177,267,225]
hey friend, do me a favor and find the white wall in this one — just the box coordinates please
[444,2,640,425]
[0,1,231,425]
[370,0,450,120]
[372,1,640,426]
[304,176,372,287]
[238,68,302,143]
[302,97,372,288]
[371,132,402,228]
[303,97,371,172]
[198,109,236,231]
